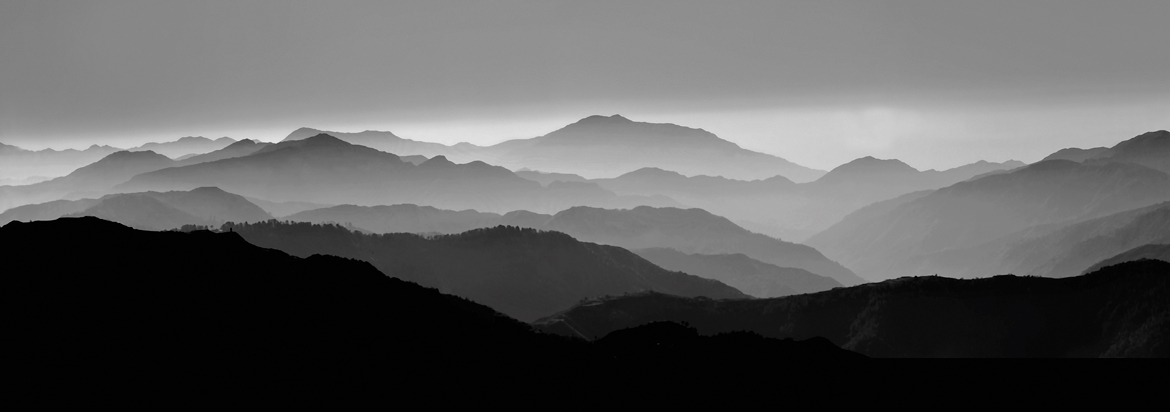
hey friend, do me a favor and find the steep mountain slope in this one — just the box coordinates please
[633,248,843,297]
[114,134,678,214]
[226,221,748,322]
[535,260,1170,357]
[0,150,174,212]
[592,159,1022,241]
[1042,147,1109,162]
[1087,130,1170,174]
[0,142,123,181]
[536,206,865,286]
[128,136,236,159]
[807,160,1170,281]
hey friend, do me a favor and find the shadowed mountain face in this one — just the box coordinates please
[128,136,236,159]
[224,220,748,322]
[808,159,1170,281]
[113,134,679,214]
[535,259,1170,358]
[535,206,864,286]
[0,142,122,181]
[0,150,174,212]
[591,159,1023,241]
[2,187,272,230]
[633,248,842,297]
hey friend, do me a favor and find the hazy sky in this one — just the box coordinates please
[2,0,1167,170]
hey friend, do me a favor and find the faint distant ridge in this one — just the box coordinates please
[0,150,175,212]
[281,127,468,159]
[113,133,681,214]
[0,142,122,182]
[129,136,236,159]
[1,186,272,230]
[176,138,270,166]
[283,114,827,182]
[808,155,1170,281]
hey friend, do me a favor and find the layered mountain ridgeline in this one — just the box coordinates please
[807,159,1170,281]
[293,115,825,183]
[1083,244,1170,274]
[128,136,236,159]
[1085,130,1170,174]
[633,248,843,297]
[113,134,680,214]
[536,259,1170,357]
[286,204,501,234]
[902,201,1170,279]
[1,217,860,377]
[244,197,334,218]
[0,150,174,212]
[514,169,589,186]
[282,127,476,159]
[0,142,121,183]
[174,138,270,166]
[1,187,272,230]
[285,203,861,286]
[539,206,865,286]
[224,220,747,322]
[591,158,1023,241]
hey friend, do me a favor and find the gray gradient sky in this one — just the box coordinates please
[2,0,1167,170]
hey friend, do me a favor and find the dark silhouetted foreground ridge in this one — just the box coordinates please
[1,217,860,382]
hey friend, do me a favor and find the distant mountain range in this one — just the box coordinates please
[284,115,826,182]
[535,258,1170,357]
[0,142,121,181]
[809,158,1170,281]
[1,187,272,230]
[588,158,1024,241]
[225,220,747,322]
[128,136,236,159]
[113,134,681,214]
[0,150,175,212]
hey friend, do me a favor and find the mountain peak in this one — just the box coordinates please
[822,156,917,179]
[619,167,686,179]
[577,114,632,125]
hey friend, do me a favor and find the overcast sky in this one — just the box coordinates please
[1,0,1167,170]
